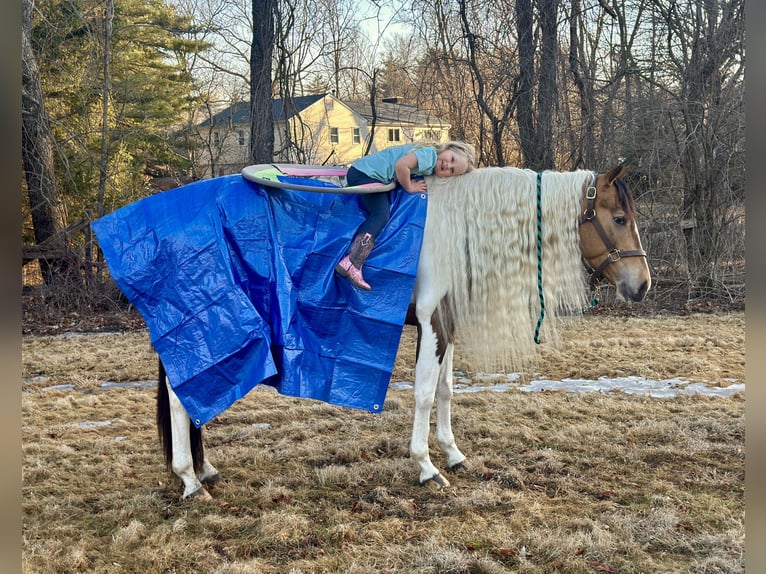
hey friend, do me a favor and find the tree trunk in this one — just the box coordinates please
[566,0,595,168]
[363,69,379,157]
[97,0,113,220]
[22,0,76,287]
[536,0,558,170]
[516,0,558,171]
[250,0,276,164]
[515,0,535,169]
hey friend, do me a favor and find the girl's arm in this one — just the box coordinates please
[394,153,428,193]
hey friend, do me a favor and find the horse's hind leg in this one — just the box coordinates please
[199,459,221,487]
[165,382,215,500]
[435,342,466,471]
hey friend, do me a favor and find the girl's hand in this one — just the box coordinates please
[403,179,428,193]
[395,153,428,193]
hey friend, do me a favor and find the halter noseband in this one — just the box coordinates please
[579,175,647,285]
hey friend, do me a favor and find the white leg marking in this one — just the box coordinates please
[409,244,451,487]
[166,380,210,499]
[411,319,447,485]
[435,343,466,470]
[199,458,221,486]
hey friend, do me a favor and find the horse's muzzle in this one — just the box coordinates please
[619,278,650,302]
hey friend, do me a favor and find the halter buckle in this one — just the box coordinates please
[608,249,621,262]
[585,186,597,200]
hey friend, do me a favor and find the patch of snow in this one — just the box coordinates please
[54,331,141,339]
[41,384,75,392]
[389,381,414,391]
[390,374,743,398]
[23,376,50,385]
[78,420,114,429]
[100,380,157,390]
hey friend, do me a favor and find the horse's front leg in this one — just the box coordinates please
[166,382,216,500]
[411,321,450,487]
[435,342,466,471]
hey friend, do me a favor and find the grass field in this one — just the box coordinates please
[22,312,744,573]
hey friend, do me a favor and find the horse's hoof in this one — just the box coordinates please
[447,460,467,473]
[185,486,212,501]
[202,472,221,486]
[421,473,450,489]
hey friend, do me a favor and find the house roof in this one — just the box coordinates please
[199,94,326,127]
[344,99,448,127]
[199,94,448,129]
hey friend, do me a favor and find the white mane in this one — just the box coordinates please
[422,167,592,369]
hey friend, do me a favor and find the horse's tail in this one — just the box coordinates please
[157,358,204,473]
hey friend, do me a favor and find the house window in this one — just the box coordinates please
[422,129,441,141]
[212,131,220,146]
[388,128,401,142]
[352,128,360,145]
[330,127,339,144]
[237,130,245,146]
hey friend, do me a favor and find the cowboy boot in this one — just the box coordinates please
[335,232,375,291]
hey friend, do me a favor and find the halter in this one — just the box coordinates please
[578,174,647,285]
[533,172,647,344]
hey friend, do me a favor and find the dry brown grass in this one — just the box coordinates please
[22,312,744,573]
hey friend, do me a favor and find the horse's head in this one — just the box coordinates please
[578,165,651,302]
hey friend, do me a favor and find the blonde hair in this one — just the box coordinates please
[411,140,477,172]
[434,141,477,172]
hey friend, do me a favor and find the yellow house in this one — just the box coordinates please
[197,93,452,178]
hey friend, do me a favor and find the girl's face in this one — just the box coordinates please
[434,150,469,177]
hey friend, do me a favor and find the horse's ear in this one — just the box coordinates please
[606,164,628,184]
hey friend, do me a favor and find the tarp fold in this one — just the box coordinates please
[92,175,426,426]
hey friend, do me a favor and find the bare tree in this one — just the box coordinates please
[408,0,520,165]
[458,0,515,166]
[651,0,745,298]
[565,0,597,168]
[515,0,559,170]
[250,0,276,163]
[377,34,421,103]
[97,0,114,219]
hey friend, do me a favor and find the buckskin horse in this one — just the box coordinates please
[157,164,651,499]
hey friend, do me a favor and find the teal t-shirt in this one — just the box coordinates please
[352,144,438,183]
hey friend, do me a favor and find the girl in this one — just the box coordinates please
[335,141,476,291]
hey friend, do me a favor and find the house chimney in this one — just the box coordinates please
[382,96,403,104]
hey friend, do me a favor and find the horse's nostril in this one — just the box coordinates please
[633,280,649,302]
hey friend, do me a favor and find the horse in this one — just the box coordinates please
[156,164,651,499]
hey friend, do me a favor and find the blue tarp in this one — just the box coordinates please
[92,175,427,427]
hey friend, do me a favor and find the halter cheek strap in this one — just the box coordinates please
[533,172,647,345]
[579,175,647,285]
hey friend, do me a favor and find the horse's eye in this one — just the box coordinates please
[614,216,627,225]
